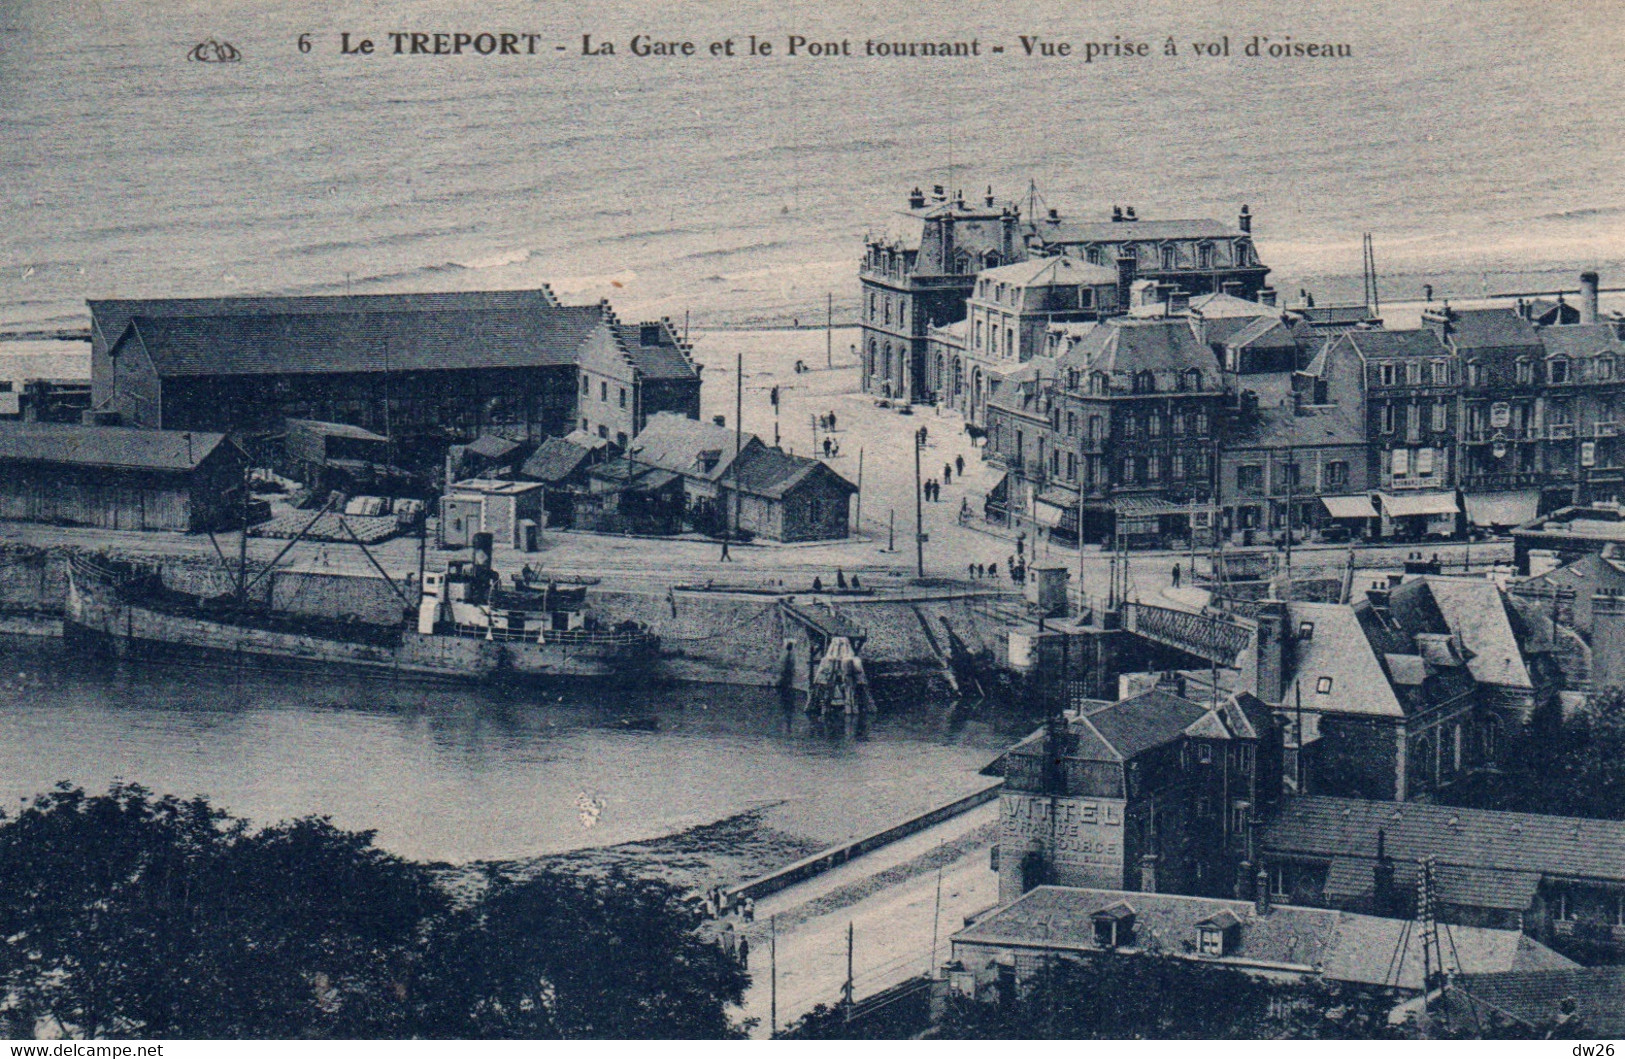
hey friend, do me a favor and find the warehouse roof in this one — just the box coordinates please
[111,306,606,377]
[88,287,561,351]
[1262,797,1625,887]
[0,422,230,472]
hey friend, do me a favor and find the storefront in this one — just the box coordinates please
[1462,490,1540,536]
[1319,494,1377,542]
[1374,490,1459,541]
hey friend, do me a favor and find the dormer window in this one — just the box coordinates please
[1197,243,1214,270]
[1091,902,1136,949]
[1298,621,1315,640]
[1195,910,1240,957]
[1316,676,1333,694]
[1161,245,1176,271]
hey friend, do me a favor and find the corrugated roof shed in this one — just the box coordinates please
[0,422,229,471]
[115,306,605,377]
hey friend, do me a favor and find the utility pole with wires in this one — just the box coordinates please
[842,921,854,1020]
[914,431,925,578]
[826,292,833,369]
[721,352,742,562]
[769,914,778,1037]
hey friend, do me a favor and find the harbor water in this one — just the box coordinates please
[0,633,1021,865]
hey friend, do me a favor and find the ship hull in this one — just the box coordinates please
[65,562,660,683]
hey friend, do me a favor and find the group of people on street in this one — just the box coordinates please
[821,436,841,458]
[811,569,861,593]
[967,556,1028,583]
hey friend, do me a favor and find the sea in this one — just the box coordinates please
[1,0,1622,338]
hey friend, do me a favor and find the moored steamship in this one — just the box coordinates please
[64,539,660,682]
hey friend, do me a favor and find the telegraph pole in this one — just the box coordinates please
[827,292,834,369]
[914,431,925,578]
[720,352,742,562]
[843,921,855,1019]
[770,914,778,1037]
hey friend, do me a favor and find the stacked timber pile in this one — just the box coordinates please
[249,512,399,544]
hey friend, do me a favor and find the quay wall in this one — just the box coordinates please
[0,543,1011,689]
[724,780,1003,906]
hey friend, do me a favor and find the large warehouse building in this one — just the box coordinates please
[86,287,701,467]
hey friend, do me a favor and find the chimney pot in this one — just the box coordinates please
[1581,271,1601,325]
[1124,206,1138,222]
[1238,204,1252,233]
[1112,205,1123,223]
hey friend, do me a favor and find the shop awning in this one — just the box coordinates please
[1321,494,1376,520]
[1377,491,1459,518]
[1033,488,1078,528]
[1113,495,1180,534]
[1463,490,1540,528]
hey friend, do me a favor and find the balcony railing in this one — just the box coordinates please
[1549,422,1577,440]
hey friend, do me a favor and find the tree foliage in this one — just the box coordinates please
[1442,690,1625,820]
[0,784,748,1039]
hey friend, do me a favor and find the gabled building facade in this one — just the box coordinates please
[985,317,1225,545]
[996,688,1281,904]
[859,185,1026,403]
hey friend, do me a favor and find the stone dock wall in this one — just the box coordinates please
[0,543,1017,688]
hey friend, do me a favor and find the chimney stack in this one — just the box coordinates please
[1221,280,1243,298]
[1238,204,1252,233]
[985,185,995,208]
[1257,287,1277,307]
[1112,205,1123,223]
[907,186,925,210]
[1124,206,1138,222]
[1047,207,1060,223]
[1253,599,1291,704]
[1591,591,1625,689]
[1116,253,1138,312]
[1581,271,1600,325]
[713,414,726,427]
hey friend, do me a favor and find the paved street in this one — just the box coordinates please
[1,324,1512,609]
[729,799,999,1038]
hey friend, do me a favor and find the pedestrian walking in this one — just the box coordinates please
[837,568,847,589]
[988,563,998,580]
[1171,563,1181,588]
[829,410,837,431]
[943,463,953,485]
[822,436,832,458]
[968,562,976,580]
[813,576,823,592]
[920,425,929,445]
[956,454,965,477]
